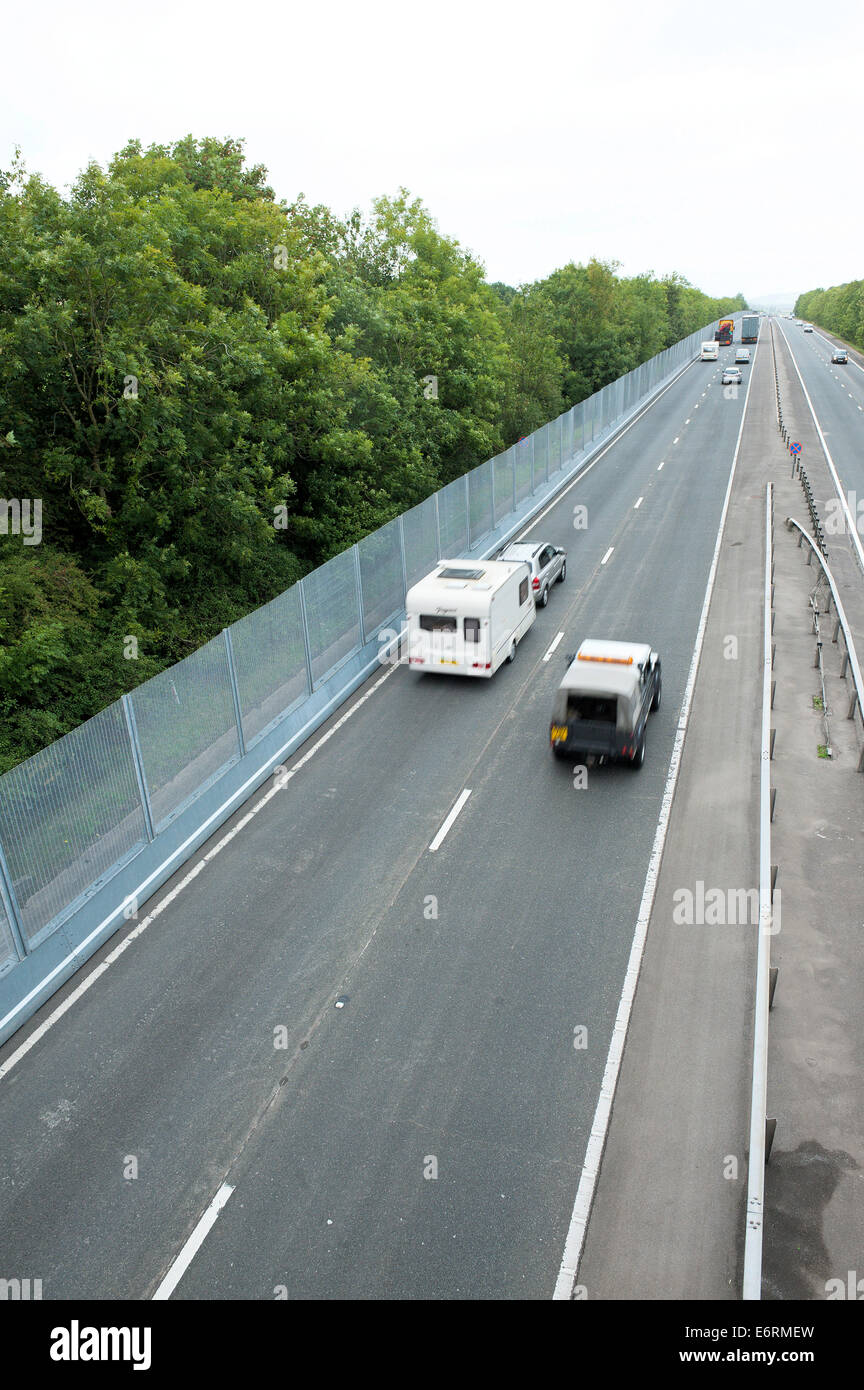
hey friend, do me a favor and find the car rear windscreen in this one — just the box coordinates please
[566,695,617,724]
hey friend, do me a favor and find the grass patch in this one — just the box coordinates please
[817,744,830,759]
[813,694,824,709]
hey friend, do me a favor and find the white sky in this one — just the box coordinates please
[4,0,861,305]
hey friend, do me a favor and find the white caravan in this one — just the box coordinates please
[700,341,719,361]
[405,559,536,677]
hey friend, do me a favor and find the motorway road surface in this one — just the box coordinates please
[0,337,788,1299]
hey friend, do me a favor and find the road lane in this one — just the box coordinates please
[0,340,754,1299]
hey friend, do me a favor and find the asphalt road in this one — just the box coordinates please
[0,341,769,1300]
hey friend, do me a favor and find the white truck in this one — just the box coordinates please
[405,559,536,677]
[701,341,719,361]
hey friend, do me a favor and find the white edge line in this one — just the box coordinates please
[429,789,472,853]
[543,632,565,663]
[152,1182,235,1300]
[552,332,761,1300]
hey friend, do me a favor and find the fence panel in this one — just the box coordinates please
[514,436,533,504]
[402,496,439,591]
[302,547,362,688]
[230,584,309,749]
[549,417,563,477]
[438,477,469,556]
[130,635,240,832]
[493,448,515,525]
[468,460,494,547]
[0,702,147,946]
[358,517,404,638]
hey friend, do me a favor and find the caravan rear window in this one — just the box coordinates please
[519,577,529,605]
[420,615,457,632]
[566,694,617,724]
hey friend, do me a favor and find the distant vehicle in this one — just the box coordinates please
[498,541,566,607]
[741,314,760,343]
[796,320,804,326]
[832,347,849,363]
[722,367,743,385]
[405,559,535,677]
[549,639,661,770]
[701,342,719,361]
[803,324,814,332]
[715,319,735,346]
[735,348,751,364]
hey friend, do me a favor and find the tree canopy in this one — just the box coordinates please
[0,137,744,772]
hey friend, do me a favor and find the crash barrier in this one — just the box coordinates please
[743,483,779,1300]
[769,321,828,555]
[0,315,735,1047]
[785,518,864,772]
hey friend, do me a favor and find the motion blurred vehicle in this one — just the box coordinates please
[831,347,849,363]
[803,324,814,332]
[735,348,751,364]
[498,541,566,608]
[722,367,743,385]
[549,639,661,770]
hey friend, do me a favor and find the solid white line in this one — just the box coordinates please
[552,329,762,1300]
[634,497,643,509]
[543,632,565,663]
[600,547,614,565]
[152,1182,235,1300]
[429,789,471,853]
[0,663,398,1075]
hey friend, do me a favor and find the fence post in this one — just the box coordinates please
[0,834,28,962]
[296,580,315,695]
[398,514,409,601]
[352,545,366,643]
[222,628,247,759]
[122,693,155,843]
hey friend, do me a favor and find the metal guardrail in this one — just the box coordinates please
[786,517,864,772]
[770,322,828,555]
[743,482,778,1300]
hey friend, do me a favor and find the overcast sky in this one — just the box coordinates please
[4,0,861,305]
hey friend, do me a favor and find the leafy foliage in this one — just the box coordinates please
[0,139,743,772]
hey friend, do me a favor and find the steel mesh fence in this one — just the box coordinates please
[230,584,309,749]
[130,635,240,832]
[0,702,147,945]
[358,517,404,639]
[302,548,361,686]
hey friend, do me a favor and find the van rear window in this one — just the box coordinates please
[566,695,617,724]
[420,615,457,632]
